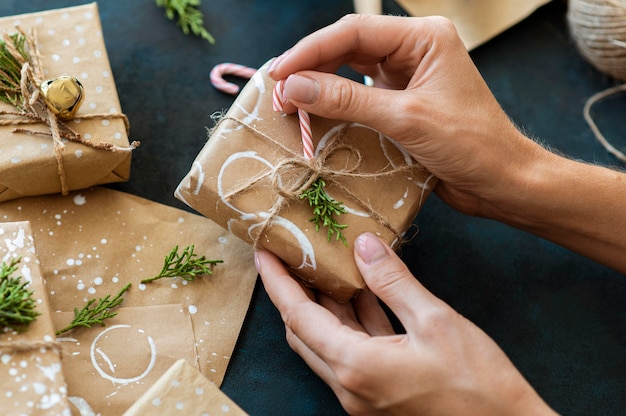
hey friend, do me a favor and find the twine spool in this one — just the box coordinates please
[567,0,626,80]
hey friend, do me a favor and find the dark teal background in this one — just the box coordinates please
[1,1,625,415]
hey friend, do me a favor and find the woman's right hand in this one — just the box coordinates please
[268,14,548,220]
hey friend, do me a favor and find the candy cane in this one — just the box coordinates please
[211,63,314,160]
[209,63,257,95]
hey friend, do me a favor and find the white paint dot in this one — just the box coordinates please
[101,239,107,244]
[152,398,161,406]
[94,277,103,285]
[75,150,83,158]
[52,54,60,61]
[195,387,203,395]
[88,287,96,294]
[93,50,102,58]
[66,259,75,266]
[72,57,80,64]
[188,305,198,315]
[73,194,86,206]
[76,282,85,290]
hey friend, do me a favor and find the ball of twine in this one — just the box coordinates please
[567,0,626,80]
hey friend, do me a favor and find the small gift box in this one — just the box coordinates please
[0,3,136,202]
[176,63,436,303]
[0,221,71,415]
[123,359,248,416]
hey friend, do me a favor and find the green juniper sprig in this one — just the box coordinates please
[156,0,215,44]
[0,257,40,332]
[0,32,29,108]
[300,177,349,246]
[141,245,223,284]
[55,283,131,336]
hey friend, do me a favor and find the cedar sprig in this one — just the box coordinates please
[0,257,40,332]
[0,32,29,107]
[156,0,215,44]
[55,283,131,336]
[300,177,349,246]
[141,245,223,284]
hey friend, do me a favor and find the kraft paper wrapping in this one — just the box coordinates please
[123,359,248,416]
[176,63,436,303]
[0,187,257,414]
[52,306,198,415]
[0,3,134,202]
[0,221,71,416]
[394,0,552,50]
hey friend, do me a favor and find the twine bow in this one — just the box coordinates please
[221,119,423,247]
[0,27,139,195]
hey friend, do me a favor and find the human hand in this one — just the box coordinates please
[268,14,548,220]
[255,232,556,415]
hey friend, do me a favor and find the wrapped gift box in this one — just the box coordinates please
[176,63,436,303]
[0,221,71,416]
[0,3,135,202]
[123,359,248,416]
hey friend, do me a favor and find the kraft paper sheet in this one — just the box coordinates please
[0,187,257,414]
[394,0,552,50]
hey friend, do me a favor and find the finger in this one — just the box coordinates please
[285,327,378,415]
[354,233,441,331]
[269,14,432,81]
[317,293,365,333]
[353,290,395,336]
[278,71,406,133]
[255,250,368,359]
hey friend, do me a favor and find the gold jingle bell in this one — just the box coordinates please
[39,75,85,119]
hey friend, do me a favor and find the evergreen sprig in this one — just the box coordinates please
[156,0,215,44]
[141,245,223,284]
[55,283,131,336]
[0,32,29,107]
[300,177,349,246]
[0,257,40,332]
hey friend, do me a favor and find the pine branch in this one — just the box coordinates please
[300,177,349,246]
[0,32,29,107]
[141,245,223,284]
[55,283,131,336]
[156,0,215,44]
[0,257,40,332]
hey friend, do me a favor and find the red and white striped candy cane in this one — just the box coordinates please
[209,63,257,95]
[211,63,315,160]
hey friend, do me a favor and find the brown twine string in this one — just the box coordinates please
[219,115,426,246]
[583,83,626,162]
[0,339,62,354]
[0,27,139,195]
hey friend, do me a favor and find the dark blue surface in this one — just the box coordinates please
[1,1,625,415]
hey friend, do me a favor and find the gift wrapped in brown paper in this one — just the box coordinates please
[123,359,248,416]
[0,221,71,416]
[0,187,257,414]
[176,63,436,303]
[0,3,137,202]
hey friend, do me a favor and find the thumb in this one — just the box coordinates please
[280,71,397,131]
[354,232,438,330]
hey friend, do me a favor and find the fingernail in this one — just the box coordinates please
[254,250,262,272]
[355,233,389,265]
[284,74,319,104]
[268,49,290,74]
